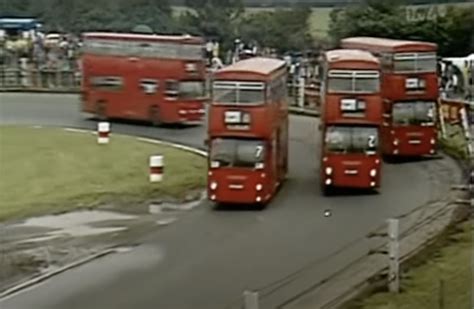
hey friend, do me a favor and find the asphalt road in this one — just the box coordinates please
[0,93,461,309]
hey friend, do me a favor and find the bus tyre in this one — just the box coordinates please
[150,106,162,126]
[95,102,107,121]
[322,185,333,197]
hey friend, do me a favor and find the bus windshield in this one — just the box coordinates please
[325,126,379,154]
[210,138,265,168]
[392,101,436,126]
[327,70,380,94]
[393,52,437,73]
[213,81,265,105]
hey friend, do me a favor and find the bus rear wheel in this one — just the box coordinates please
[150,106,162,126]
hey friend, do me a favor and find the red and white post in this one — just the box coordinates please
[149,155,164,183]
[97,122,110,144]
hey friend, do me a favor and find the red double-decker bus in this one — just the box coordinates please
[320,49,383,193]
[341,37,438,157]
[207,57,289,205]
[81,32,207,125]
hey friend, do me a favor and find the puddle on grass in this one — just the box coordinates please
[15,210,137,238]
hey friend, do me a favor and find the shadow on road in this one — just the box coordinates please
[383,155,443,165]
[213,203,265,212]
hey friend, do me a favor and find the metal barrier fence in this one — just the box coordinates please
[0,67,80,91]
[287,78,321,114]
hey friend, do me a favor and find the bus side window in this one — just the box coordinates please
[140,79,159,95]
[90,76,123,91]
[165,80,178,98]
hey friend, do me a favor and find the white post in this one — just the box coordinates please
[459,106,473,156]
[298,77,305,109]
[20,58,29,87]
[438,99,447,139]
[149,155,164,183]
[243,290,259,309]
[97,122,110,144]
[388,218,400,293]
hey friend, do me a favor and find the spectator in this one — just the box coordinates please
[211,56,223,70]
[212,40,219,59]
[205,40,213,66]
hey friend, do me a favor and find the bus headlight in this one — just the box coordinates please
[256,184,263,191]
[210,181,218,190]
[370,169,377,177]
[211,161,220,168]
[430,138,436,145]
[393,139,400,146]
[325,167,333,176]
[325,178,332,186]
[256,196,262,203]
[370,181,376,188]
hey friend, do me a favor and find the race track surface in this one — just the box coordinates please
[0,93,461,309]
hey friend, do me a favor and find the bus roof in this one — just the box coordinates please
[341,37,437,53]
[82,32,204,44]
[217,57,287,76]
[325,49,379,64]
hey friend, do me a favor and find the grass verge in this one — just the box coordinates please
[0,126,206,222]
[439,123,469,161]
[349,220,472,309]
[345,122,471,309]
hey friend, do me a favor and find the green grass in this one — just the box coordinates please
[354,221,472,309]
[439,123,469,160]
[0,126,206,221]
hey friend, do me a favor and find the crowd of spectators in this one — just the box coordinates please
[0,31,81,71]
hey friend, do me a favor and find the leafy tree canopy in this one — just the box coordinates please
[328,0,474,56]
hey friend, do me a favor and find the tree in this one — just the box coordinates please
[179,0,244,51]
[328,0,474,57]
[0,0,31,17]
[328,0,407,45]
[436,5,474,56]
[117,0,175,33]
[238,6,313,53]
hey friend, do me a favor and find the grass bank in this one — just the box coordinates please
[0,126,206,221]
[346,122,471,309]
[350,221,472,309]
[439,123,469,161]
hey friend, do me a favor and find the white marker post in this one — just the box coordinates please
[149,155,164,183]
[97,122,110,144]
[459,106,473,157]
[298,77,305,109]
[388,218,400,293]
[243,290,259,309]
